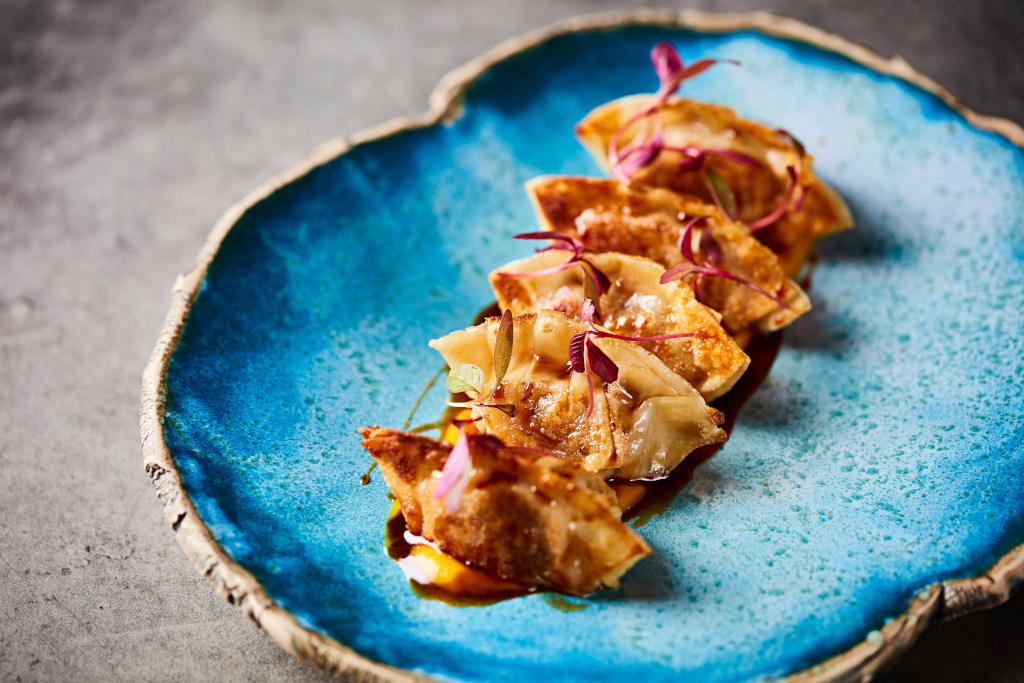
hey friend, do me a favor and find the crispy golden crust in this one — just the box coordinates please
[575,95,854,248]
[526,176,810,332]
[429,310,728,479]
[359,426,651,595]
[490,250,750,400]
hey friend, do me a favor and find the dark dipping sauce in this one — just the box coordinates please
[613,329,783,526]
[383,302,785,606]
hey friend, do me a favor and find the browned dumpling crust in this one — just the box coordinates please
[575,95,853,253]
[526,176,810,333]
[490,250,750,401]
[429,310,727,480]
[359,426,651,596]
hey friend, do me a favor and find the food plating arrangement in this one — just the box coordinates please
[361,42,854,602]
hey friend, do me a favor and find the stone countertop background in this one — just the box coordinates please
[1,1,1021,681]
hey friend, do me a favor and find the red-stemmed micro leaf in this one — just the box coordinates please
[607,45,739,182]
[747,130,811,231]
[433,425,472,513]
[748,165,800,231]
[605,44,811,233]
[586,341,619,384]
[568,298,696,418]
[432,427,514,513]
[660,217,791,310]
[651,42,683,88]
[513,231,581,249]
[775,128,807,157]
[569,331,587,374]
[497,232,610,295]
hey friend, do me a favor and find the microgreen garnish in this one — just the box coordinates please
[659,216,791,310]
[651,39,683,86]
[568,298,696,418]
[444,310,517,431]
[611,117,664,179]
[433,418,477,513]
[776,128,806,157]
[362,365,448,484]
[646,42,730,112]
[607,42,749,192]
[705,168,738,219]
[493,309,514,387]
[484,403,517,417]
[747,129,811,231]
[607,43,812,228]
[445,372,515,429]
[446,363,484,395]
[433,426,560,513]
[496,232,611,294]
[747,164,805,231]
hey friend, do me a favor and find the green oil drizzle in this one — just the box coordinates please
[541,595,590,612]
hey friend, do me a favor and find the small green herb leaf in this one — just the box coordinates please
[706,168,738,219]
[491,404,516,417]
[446,363,484,395]
[492,309,514,388]
[582,265,601,302]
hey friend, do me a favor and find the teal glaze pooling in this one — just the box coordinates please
[163,25,1024,683]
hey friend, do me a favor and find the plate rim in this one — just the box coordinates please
[139,9,1024,682]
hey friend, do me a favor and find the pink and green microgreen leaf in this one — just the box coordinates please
[434,428,562,513]
[433,424,473,513]
[660,217,791,310]
[445,313,516,430]
[607,43,739,182]
[569,297,696,418]
[776,128,806,157]
[748,165,801,231]
[747,130,812,231]
[607,43,812,233]
[497,232,611,295]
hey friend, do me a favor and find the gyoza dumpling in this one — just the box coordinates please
[359,426,651,595]
[429,309,726,480]
[489,249,749,401]
[526,176,810,333]
[575,95,853,258]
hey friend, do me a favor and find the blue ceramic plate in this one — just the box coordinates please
[147,12,1024,683]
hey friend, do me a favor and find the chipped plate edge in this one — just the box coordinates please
[139,10,1024,683]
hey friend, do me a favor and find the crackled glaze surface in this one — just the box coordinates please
[162,25,1024,683]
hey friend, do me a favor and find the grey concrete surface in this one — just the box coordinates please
[1,1,1022,681]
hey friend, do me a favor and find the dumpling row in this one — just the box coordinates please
[360,84,852,596]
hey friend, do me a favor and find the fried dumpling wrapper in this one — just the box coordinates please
[429,309,726,480]
[526,176,810,333]
[489,249,750,401]
[575,95,853,253]
[359,426,650,596]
